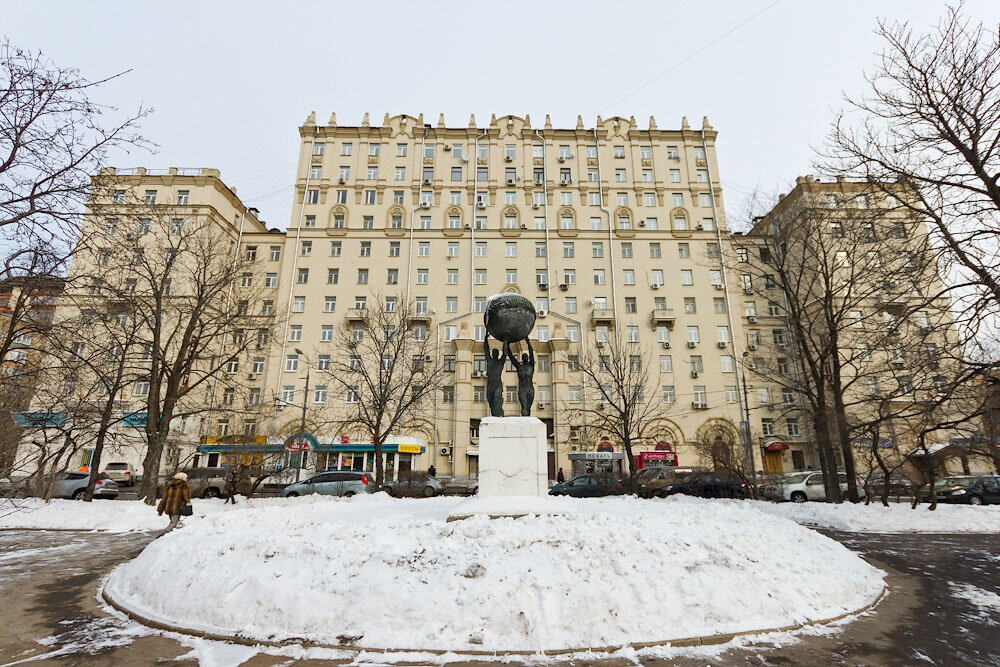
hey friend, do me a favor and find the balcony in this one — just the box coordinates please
[345,308,368,322]
[591,308,616,324]
[409,310,432,323]
[649,309,676,328]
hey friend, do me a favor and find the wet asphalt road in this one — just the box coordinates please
[0,528,997,666]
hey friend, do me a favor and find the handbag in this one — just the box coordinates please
[179,503,193,517]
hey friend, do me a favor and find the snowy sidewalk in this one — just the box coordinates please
[734,499,1000,533]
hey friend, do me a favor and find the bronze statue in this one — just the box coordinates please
[505,340,535,416]
[483,294,536,417]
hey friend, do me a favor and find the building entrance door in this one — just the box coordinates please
[764,450,783,474]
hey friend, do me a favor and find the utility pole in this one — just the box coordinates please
[295,348,310,482]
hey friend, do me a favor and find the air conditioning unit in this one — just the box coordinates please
[686,341,697,348]
[696,224,704,231]
[777,342,787,350]
[423,178,432,185]
[651,283,661,290]
[558,156,566,163]
[717,341,727,348]
[559,283,568,291]
[439,446,452,456]
[506,178,516,185]
[692,401,708,410]
[747,315,758,323]
[247,373,257,380]
[420,202,431,209]
[504,156,513,162]
[714,283,725,290]
[520,223,527,230]
[538,309,548,318]
[539,284,549,291]
[472,370,483,378]
[763,402,775,411]
[661,341,671,349]
[443,144,452,151]
[560,178,571,185]
[571,444,579,451]
[746,362,756,371]
[338,178,346,184]
[639,220,646,227]
[690,370,699,378]
[596,341,605,348]
[748,343,758,350]
[464,223,471,229]
[532,204,540,209]
[424,354,432,362]
[275,404,285,411]
[743,287,754,294]
[537,403,546,409]
[534,178,544,185]
[477,202,486,209]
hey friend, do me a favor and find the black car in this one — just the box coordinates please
[659,472,748,499]
[933,475,1000,505]
[548,475,623,498]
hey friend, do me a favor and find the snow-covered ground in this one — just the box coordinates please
[0,496,251,532]
[103,494,885,652]
[740,499,1000,533]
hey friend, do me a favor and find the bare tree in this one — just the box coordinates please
[319,294,442,492]
[0,39,148,249]
[824,4,1000,376]
[690,418,755,497]
[77,201,267,504]
[569,331,672,492]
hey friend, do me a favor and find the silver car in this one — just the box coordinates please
[383,475,446,498]
[51,472,119,500]
[281,471,373,498]
[761,471,865,502]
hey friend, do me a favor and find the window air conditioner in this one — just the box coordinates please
[506,178,516,185]
[596,341,605,348]
[439,446,452,456]
[420,202,431,209]
[686,340,697,348]
[558,156,566,163]
[247,373,257,380]
[692,401,708,410]
[639,220,646,227]
[777,342,787,350]
[423,178,432,185]
[537,403,546,409]
[520,223,527,230]
[537,309,548,318]
[748,343,758,350]
[717,341,727,348]
[504,156,513,162]
[464,224,471,229]
[661,341,671,349]
[559,283,568,291]
[472,370,483,378]
[338,178,346,184]
[746,362,756,371]
[651,283,661,290]
[560,178,571,185]
[443,145,452,151]
[743,287,754,294]
[696,224,704,231]
[477,203,486,209]
[714,283,725,290]
[532,204,540,209]
[534,178,544,185]
[539,283,549,291]
[571,444,579,451]
[690,370,699,378]
[747,315,758,323]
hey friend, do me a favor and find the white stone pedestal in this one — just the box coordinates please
[478,416,548,498]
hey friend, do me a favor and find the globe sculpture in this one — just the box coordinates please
[483,294,536,417]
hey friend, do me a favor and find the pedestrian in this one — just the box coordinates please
[427,464,437,478]
[557,467,565,483]
[157,472,191,534]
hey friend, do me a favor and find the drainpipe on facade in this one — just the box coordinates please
[701,128,755,484]
[592,127,618,322]
[272,125,318,435]
[470,128,488,310]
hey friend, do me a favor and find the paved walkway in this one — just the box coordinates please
[0,528,997,665]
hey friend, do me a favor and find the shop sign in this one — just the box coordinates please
[585,452,614,460]
[398,444,422,454]
[205,435,267,446]
[284,432,318,452]
[597,441,614,452]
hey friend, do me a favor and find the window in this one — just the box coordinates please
[241,273,253,288]
[762,419,775,436]
[684,297,696,314]
[320,325,333,342]
[144,189,157,204]
[687,326,700,343]
[624,296,637,314]
[662,385,676,403]
[626,326,639,342]
[506,268,518,284]
[364,190,376,204]
[536,269,548,286]
[652,269,664,286]
[721,356,735,373]
[327,268,339,284]
[389,241,401,257]
[623,269,635,285]
[289,324,302,341]
[417,269,428,284]
[419,215,431,229]
[285,354,299,372]
[593,269,605,285]
[669,169,681,182]
[360,241,371,257]
[441,386,455,404]
[297,268,309,284]
[681,269,694,285]
[564,269,576,285]
[475,269,487,284]
[615,168,626,182]
[447,268,458,285]
[768,301,781,317]
[358,268,369,284]
[292,297,305,313]
[596,326,609,342]
[616,192,629,206]
[506,242,518,258]
[261,300,274,316]
[696,170,708,182]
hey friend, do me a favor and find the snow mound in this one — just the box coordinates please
[744,499,1000,533]
[0,497,255,532]
[104,495,884,652]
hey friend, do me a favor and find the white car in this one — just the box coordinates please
[103,462,138,486]
[762,471,866,502]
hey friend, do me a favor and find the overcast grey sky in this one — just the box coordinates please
[7,1,999,229]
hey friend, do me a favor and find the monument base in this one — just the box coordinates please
[478,416,548,498]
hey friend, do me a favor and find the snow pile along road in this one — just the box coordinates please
[0,497,247,532]
[104,494,885,652]
[748,499,1000,533]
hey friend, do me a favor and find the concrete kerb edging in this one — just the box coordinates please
[100,584,889,658]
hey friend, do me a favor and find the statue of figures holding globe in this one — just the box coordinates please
[483,294,536,418]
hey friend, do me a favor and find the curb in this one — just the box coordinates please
[101,584,888,658]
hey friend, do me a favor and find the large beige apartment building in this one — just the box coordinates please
[21,112,983,486]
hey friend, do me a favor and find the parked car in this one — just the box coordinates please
[103,462,138,486]
[0,477,14,498]
[863,474,918,499]
[657,471,748,499]
[157,467,228,499]
[383,472,445,497]
[51,472,119,500]
[761,471,866,502]
[548,475,624,498]
[638,466,708,498]
[282,471,373,498]
[933,475,1000,505]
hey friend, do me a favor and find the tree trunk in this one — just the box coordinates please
[374,437,385,492]
[138,429,166,505]
[83,424,110,502]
